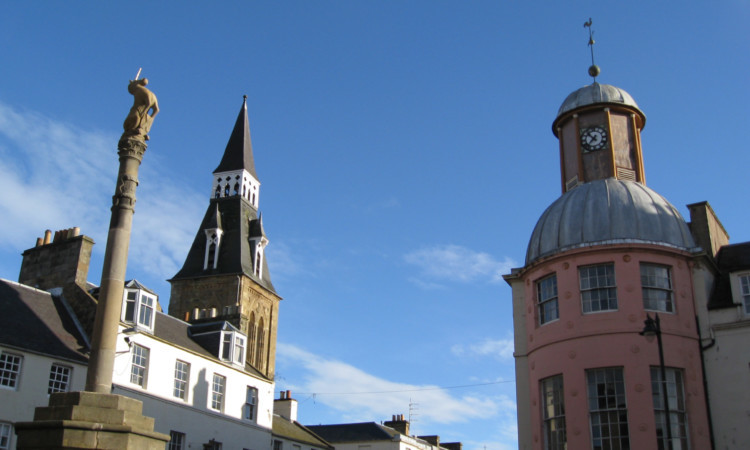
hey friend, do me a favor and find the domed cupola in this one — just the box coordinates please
[553,81,648,194]
[526,178,697,264]
[554,82,645,126]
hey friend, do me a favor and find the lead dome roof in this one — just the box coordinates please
[553,83,646,131]
[526,179,697,264]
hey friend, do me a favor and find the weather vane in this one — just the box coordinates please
[584,18,600,81]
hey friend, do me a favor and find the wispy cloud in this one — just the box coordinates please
[451,337,515,361]
[0,101,202,286]
[404,244,517,286]
[277,342,512,429]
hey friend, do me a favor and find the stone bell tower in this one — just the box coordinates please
[168,97,281,379]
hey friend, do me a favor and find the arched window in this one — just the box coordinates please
[255,318,265,369]
[233,182,239,196]
[247,313,257,364]
[207,242,216,269]
[254,249,262,277]
[215,185,221,198]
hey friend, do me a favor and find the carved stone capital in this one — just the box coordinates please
[117,136,148,160]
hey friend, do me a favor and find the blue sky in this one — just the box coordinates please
[1,2,749,448]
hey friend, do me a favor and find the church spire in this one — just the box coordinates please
[211,96,261,208]
[214,96,257,177]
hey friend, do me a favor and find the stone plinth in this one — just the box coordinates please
[15,391,169,449]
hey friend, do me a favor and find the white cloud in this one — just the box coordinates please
[451,338,515,361]
[277,342,513,429]
[0,101,203,286]
[403,244,517,286]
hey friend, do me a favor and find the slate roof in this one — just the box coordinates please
[716,242,750,272]
[708,242,750,310]
[0,278,88,363]
[213,97,258,178]
[305,423,399,442]
[152,312,268,380]
[272,417,333,448]
[170,196,275,293]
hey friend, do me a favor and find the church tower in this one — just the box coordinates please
[168,97,281,379]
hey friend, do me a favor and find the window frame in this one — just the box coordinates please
[48,363,72,394]
[121,288,156,332]
[0,352,23,391]
[537,274,559,325]
[540,374,566,450]
[586,367,630,450]
[579,263,618,313]
[244,386,258,421]
[0,421,11,450]
[173,360,190,400]
[740,274,750,315]
[168,430,185,450]
[210,373,226,412]
[650,367,690,450]
[219,331,246,366]
[641,264,674,313]
[129,343,149,388]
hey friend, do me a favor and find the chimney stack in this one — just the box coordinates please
[19,227,94,291]
[384,414,410,435]
[274,390,298,422]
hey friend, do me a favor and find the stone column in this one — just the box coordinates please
[15,78,168,449]
[85,135,145,393]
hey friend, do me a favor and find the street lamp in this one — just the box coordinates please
[640,313,673,450]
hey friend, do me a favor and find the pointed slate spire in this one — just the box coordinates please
[206,203,222,230]
[248,212,266,239]
[213,96,258,179]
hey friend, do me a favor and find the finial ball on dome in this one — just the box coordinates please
[588,65,601,78]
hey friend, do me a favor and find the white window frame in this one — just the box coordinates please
[48,363,72,394]
[211,373,226,411]
[580,264,618,313]
[121,288,156,332]
[641,264,674,313]
[540,374,566,450]
[586,367,630,449]
[173,360,190,400]
[203,229,223,270]
[0,352,23,390]
[650,367,689,450]
[219,331,246,366]
[740,274,750,315]
[130,344,149,388]
[537,274,559,325]
[168,430,185,450]
[0,422,12,450]
[244,386,258,421]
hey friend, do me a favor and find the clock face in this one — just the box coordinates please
[580,126,609,152]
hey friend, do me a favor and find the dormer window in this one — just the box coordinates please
[121,284,156,332]
[740,274,750,315]
[220,330,246,366]
[204,229,223,270]
[254,246,263,278]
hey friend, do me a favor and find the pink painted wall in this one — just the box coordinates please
[520,244,711,449]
